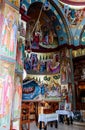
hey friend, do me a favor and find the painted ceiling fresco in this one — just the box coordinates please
[58,0,85,5]
[20,0,85,49]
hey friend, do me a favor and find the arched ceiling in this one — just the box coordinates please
[20,0,85,51]
[27,2,68,45]
[20,0,72,52]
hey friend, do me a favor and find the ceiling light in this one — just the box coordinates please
[43,1,50,11]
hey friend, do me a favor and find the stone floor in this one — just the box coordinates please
[30,121,85,130]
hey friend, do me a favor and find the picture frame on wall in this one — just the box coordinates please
[61,84,68,98]
[68,83,72,103]
[59,101,65,110]
[61,60,68,84]
[67,61,72,83]
[65,103,71,111]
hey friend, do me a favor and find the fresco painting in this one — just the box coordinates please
[23,49,72,101]
[61,60,67,84]
[22,80,41,100]
[61,4,85,28]
[16,37,25,73]
[0,4,19,60]
[24,53,60,74]
[0,6,4,41]
[12,74,22,120]
[8,0,20,7]
[0,60,15,130]
[20,0,30,14]
[22,76,61,101]
[61,58,72,84]
[61,84,68,102]
[68,83,72,103]
[44,81,61,101]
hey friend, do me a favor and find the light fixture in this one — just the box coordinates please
[23,69,27,80]
[58,0,85,9]
[43,0,50,11]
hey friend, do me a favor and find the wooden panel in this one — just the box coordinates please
[20,102,30,130]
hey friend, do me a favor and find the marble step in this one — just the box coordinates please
[73,121,85,126]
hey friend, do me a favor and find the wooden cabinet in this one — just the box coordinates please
[75,82,85,110]
[30,103,36,121]
[73,56,85,81]
[20,102,30,130]
[73,56,85,110]
[43,102,59,114]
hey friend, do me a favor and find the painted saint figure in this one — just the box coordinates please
[12,76,22,119]
[1,11,18,54]
[0,64,13,116]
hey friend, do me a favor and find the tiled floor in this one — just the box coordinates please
[30,121,85,130]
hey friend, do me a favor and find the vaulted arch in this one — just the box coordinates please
[20,0,73,50]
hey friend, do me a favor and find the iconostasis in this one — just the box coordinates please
[22,0,74,105]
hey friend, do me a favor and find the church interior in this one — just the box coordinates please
[0,0,85,130]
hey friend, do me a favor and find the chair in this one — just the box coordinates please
[20,102,30,130]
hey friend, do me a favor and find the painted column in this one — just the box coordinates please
[0,1,20,130]
[11,16,26,130]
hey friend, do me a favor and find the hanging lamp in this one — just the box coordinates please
[43,0,50,11]
[58,0,85,9]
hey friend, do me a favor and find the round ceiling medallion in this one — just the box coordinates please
[58,0,85,9]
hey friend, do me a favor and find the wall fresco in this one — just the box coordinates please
[8,0,20,7]
[0,3,19,61]
[15,17,25,73]
[12,73,22,120]
[16,38,25,73]
[0,60,15,130]
[24,52,60,74]
[22,70,61,101]
[60,4,85,28]
[60,49,72,84]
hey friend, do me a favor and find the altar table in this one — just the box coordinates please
[56,110,74,125]
[38,113,58,130]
